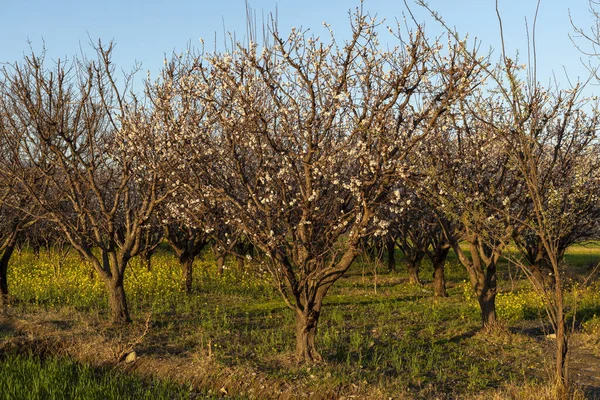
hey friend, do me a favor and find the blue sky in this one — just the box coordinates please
[0,1,596,91]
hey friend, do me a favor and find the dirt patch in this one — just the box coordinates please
[570,336,600,399]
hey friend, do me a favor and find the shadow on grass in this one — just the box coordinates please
[0,318,15,336]
[325,295,430,308]
[582,385,600,400]
[440,329,479,344]
[574,305,600,324]
[509,321,554,337]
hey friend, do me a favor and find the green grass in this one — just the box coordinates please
[3,244,600,398]
[0,352,197,400]
[564,242,600,274]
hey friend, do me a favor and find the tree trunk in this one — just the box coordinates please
[553,274,568,396]
[295,309,322,363]
[32,242,41,258]
[458,239,499,329]
[386,239,396,272]
[478,288,497,328]
[106,276,131,324]
[140,250,153,272]
[407,260,422,285]
[0,243,16,308]
[433,259,448,297]
[181,255,194,294]
[530,262,544,289]
[216,253,225,275]
[555,320,568,395]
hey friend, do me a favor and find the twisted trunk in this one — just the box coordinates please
[283,246,359,364]
[453,236,500,329]
[295,307,322,363]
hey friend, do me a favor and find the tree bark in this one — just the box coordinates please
[475,259,498,328]
[407,260,422,285]
[524,241,558,290]
[555,320,568,393]
[553,275,568,395]
[139,250,153,272]
[454,237,499,329]
[386,239,396,272]
[106,276,131,324]
[290,274,339,364]
[478,287,497,328]
[181,255,194,294]
[295,309,322,363]
[432,258,448,297]
[279,245,358,364]
[427,239,450,297]
[216,253,225,275]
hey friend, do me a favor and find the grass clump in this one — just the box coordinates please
[0,352,197,400]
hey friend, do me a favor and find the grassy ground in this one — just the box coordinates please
[0,352,197,400]
[1,246,599,399]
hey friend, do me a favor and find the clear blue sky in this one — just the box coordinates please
[0,1,596,91]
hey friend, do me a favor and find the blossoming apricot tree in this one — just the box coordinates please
[147,10,483,362]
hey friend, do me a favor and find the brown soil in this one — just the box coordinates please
[571,335,600,399]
